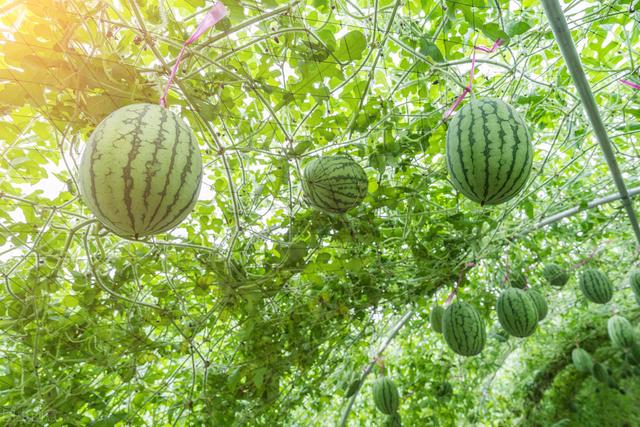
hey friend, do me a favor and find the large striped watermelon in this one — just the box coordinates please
[497,288,538,337]
[372,377,400,415]
[78,104,202,238]
[607,315,636,349]
[579,269,613,304]
[301,155,367,214]
[543,263,569,288]
[446,98,533,205]
[442,301,486,356]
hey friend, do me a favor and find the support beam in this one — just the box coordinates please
[532,185,640,231]
[541,0,640,246]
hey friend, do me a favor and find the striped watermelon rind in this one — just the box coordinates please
[301,155,367,214]
[372,377,400,415]
[579,269,613,304]
[571,348,593,374]
[543,264,569,288]
[383,412,402,427]
[526,288,548,321]
[592,363,608,383]
[446,98,533,205]
[630,270,640,297]
[607,315,636,349]
[442,301,486,356]
[430,305,445,334]
[78,103,202,238]
[497,288,538,338]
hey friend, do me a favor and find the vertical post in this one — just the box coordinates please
[541,0,640,246]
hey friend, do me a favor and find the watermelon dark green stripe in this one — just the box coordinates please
[497,288,538,338]
[372,377,400,415]
[527,288,548,321]
[608,315,636,348]
[446,98,532,205]
[78,103,202,238]
[579,269,613,304]
[630,271,640,297]
[442,301,486,356]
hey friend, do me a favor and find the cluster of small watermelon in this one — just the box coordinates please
[428,264,640,357]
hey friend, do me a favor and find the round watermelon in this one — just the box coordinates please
[446,98,533,205]
[579,269,613,304]
[526,288,548,321]
[78,103,202,238]
[543,263,569,288]
[442,301,486,356]
[372,377,400,415]
[497,288,538,338]
[301,155,367,214]
[608,315,636,349]
[571,348,593,374]
[430,305,445,334]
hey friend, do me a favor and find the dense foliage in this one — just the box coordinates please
[1,0,640,425]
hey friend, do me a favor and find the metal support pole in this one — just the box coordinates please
[541,0,640,246]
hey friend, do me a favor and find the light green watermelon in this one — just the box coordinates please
[543,263,569,288]
[579,269,613,304]
[442,301,486,356]
[608,315,636,349]
[78,103,202,238]
[571,348,593,374]
[446,98,533,205]
[301,155,367,214]
[497,288,538,337]
[430,305,445,333]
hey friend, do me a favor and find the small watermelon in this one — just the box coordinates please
[497,288,538,338]
[508,270,527,289]
[579,269,613,304]
[592,363,609,383]
[442,301,486,356]
[608,315,637,349]
[445,98,533,205]
[527,288,548,321]
[630,270,640,297]
[301,155,367,214]
[571,348,593,374]
[543,264,569,288]
[78,103,202,238]
[430,305,445,333]
[372,377,400,415]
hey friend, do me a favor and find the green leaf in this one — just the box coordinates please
[335,30,366,62]
[419,39,444,62]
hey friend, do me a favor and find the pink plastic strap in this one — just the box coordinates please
[160,2,227,107]
[620,78,640,90]
[444,39,503,120]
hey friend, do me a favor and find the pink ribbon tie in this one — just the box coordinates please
[444,39,503,120]
[160,2,227,107]
[620,78,640,90]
